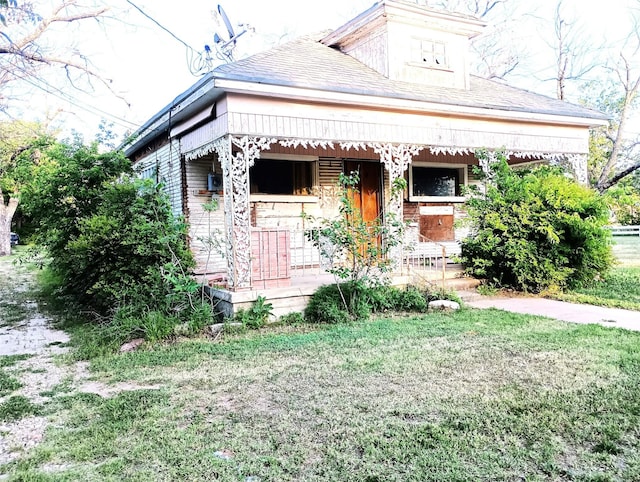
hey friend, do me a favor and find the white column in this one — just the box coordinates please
[372,143,423,268]
[216,136,275,289]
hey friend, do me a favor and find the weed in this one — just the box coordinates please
[476,283,500,296]
[0,396,41,421]
[235,296,273,329]
[0,354,32,368]
[278,312,305,325]
[0,371,23,396]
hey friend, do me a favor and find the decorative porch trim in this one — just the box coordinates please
[227,136,277,288]
[213,135,277,289]
[184,140,219,161]
[279,139,335,150]
[372,143,424,268]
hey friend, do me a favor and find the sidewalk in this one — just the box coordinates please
[466,296,640,332]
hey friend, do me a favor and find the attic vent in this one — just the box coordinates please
[411,38,447,68]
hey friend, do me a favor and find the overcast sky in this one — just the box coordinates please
[3,0,638,141]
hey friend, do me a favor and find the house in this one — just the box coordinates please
[124,0,608,316]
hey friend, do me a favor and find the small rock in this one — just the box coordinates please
[119,338,144,353]
[208,323,225,336]
[245,477,261,482]
[213,449,234,460]
[428,299,461,311]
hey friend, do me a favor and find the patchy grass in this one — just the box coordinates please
[612,235,640,266]
[3,310,640,480]
[0,354,32,368]
[0,371,23,396]
[0,395,42,422]
[550,267,640,311]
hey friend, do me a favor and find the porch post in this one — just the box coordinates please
[566,154,589,185]
[372,143,423,267]
[216,135,275,289]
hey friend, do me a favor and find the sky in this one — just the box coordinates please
[2,0,638,142]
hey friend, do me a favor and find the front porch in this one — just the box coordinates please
[181,133,587,317]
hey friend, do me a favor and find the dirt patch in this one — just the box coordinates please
[0,255,155,468]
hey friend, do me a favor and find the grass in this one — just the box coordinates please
[3,310,640,481]
[0,371,23,396]
[0,395,41,422]
[550,267,640,311]
[611,235,640,267]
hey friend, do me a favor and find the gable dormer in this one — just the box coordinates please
[321,0,485,90]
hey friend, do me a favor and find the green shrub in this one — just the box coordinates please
[235,296,274,329]
[305,283,429,323]
[278,312,305,325]
[461,152,614,292]
[21,140,215,352]
[604,184,640,225]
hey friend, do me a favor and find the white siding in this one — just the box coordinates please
[134,140,183,217]
[184,157,226,275]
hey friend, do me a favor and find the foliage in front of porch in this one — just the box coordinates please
[461,151,614,292]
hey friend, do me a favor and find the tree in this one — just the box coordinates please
[429,0,524,80]
[0,0,116,112]
[590,55,640,192]
[547,0,600,101]
[0,120,51,255]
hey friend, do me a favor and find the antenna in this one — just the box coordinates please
[210,3,251,63]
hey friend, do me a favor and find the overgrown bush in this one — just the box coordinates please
[22,140,214,350]
[304,283,430,323]
[461,152,614,292]
[303,172,406,319]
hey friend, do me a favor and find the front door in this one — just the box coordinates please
[344,161,382,225]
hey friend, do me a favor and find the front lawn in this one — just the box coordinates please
[4,310,640,481]
[550,267,640,311]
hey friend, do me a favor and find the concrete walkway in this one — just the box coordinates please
[466,296,640,332]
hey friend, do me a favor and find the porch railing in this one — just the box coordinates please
[252,228,461,287]
[399,233,449,289]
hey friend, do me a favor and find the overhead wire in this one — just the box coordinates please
[124,0,196,52]
[6,62,139,129]
[123,0,220,75]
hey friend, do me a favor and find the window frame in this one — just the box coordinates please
[408,162,467,203]
[410,37,449,70]
[249,153,319,203]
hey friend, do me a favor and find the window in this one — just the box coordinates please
[138,165,157,181]
[411,38,447,68]
[409,164,466,202]
[250,159,314,196]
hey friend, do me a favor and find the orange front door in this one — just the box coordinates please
[344,161,382,224]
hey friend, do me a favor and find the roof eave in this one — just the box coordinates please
[122,73,223,157]
[214,77,610,128]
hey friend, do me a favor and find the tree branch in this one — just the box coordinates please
[598,161,640,192]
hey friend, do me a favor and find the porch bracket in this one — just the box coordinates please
[215,135,276,289]
[372,143,424,221]
[564,154,588,185]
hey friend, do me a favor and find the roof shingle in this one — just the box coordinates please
[213,35,607,121]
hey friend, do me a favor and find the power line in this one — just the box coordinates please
[7,64,139,129]
[125,0,196,53]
